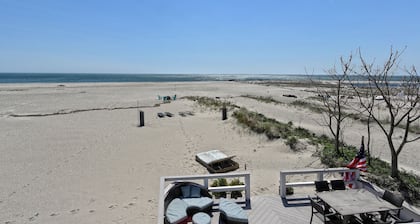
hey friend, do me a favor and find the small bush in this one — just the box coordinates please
[229,178,244,199]
[286,187,294,195]
[211,178,227,199]
[210,178,244,199]
[286,136,298,150]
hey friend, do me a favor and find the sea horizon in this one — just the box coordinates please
[0,72,322,84]
[0,72,409,84]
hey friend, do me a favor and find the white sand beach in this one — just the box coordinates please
[0,81,418,224]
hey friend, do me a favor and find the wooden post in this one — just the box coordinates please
[139,110,144,127]
[222,107,227,120]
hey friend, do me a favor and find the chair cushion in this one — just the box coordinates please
[315,181,330,192]
[192,212,211,224]
[190,186,201,198]
[182,197,213,210]
[219,198,248,223]
[165,198,188,224]
[181,185,191,198]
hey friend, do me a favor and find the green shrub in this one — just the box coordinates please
[211,178,227,199]
[286,136,298,150]
[286,187,294,195]
[229,178,244,199]
[210,178,245,199]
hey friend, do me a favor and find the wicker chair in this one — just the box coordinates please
[309,196,341,224]
[380,190,413,223]
[164,182,213,224]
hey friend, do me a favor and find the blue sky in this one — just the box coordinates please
[0,0,419,74]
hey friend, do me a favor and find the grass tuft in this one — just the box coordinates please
[182,96,238,110]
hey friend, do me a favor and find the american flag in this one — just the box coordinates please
[346,141,367,172]
[344,137,367,186]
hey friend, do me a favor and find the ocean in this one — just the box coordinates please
[0,73,409,84]
[0,73,320,83]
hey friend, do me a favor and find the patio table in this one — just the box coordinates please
[316,189,399,223]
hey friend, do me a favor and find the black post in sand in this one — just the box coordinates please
[139,110,144,127]
[222,107,227,120]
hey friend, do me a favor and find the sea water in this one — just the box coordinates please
[0,73,316,83]
[0,73,407,84]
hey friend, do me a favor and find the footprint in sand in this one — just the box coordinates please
[28,213,39,221]
[70,209,79,215]
[123,202,136,209]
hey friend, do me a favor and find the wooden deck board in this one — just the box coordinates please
[208,194,322,224]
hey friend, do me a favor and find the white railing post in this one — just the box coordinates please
[354,169,360,180]
[317,172,323,181]
[354,169,361,188]
[158,177,165,224]
[279,171,286,198]
[245,173,251,209]
[204,178,209,189]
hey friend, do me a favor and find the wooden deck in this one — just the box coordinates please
[160,171,420,224]
[207,194,322,224]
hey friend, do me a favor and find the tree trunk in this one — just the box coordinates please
[335,121,341,155]
[367,116,371,164]
[391,151,399,178]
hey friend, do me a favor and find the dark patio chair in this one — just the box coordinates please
[380,190,413,223]
[309,196,341,224]
[330,180,346,190]
[315,181,330,192]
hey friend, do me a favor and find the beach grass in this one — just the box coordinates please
[182,96,238,110]
[233,107,292,140]
[241,95,283,105]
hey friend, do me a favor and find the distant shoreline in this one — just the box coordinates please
[0,73,411,84]
[0,73,312,83]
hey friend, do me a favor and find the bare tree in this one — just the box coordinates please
[347,74,375,164]
[312,56,353,155]
[350,48,420,178]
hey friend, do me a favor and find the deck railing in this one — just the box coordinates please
[158,172,251,224]
[279,168,360,198]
